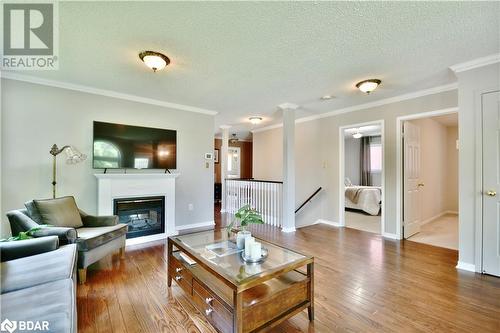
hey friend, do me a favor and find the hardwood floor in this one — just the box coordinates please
[78,206,500,332]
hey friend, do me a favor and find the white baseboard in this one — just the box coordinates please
[456,261,476,272]
[421,210,458,226]
[317,219,343,227]
[126,233,171,246]
[281,227,296,233]
[382,232,400,240]
[296,219,342,229]
[176,220,215,231]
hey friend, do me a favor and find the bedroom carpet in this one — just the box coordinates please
[344,210,381,234]
[407,214,458,250]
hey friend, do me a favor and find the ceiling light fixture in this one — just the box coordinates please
[139,51,170,72]
[229,133,239,144]
[356,79,381,94]
[352,131,363,139]
[320,95,334,100]
[249,117,263,125]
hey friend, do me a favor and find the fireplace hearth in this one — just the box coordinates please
[114,196,165,239]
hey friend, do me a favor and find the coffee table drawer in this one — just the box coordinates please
[192,280,233,333]
[169,256,192,295]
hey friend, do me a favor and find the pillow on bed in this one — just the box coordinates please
[344,177,353,186]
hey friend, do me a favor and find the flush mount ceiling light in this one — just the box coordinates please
[320,95,334,100]
[352,130,363,139]
[139,51,170,72]
[356,79,381,94]
[249,117,263,125]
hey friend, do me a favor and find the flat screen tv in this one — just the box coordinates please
[93,121,177,169]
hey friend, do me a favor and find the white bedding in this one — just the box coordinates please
[345,186,381,216]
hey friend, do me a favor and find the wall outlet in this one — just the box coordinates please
[188,203,194,211]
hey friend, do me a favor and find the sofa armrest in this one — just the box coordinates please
[0,236,59,262]
[6,210,39,235]
[31,226,77,245]
[79,210,118,227]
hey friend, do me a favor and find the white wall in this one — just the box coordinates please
[1,79,215,237]
[456,62,500,269]
[253,89,458,235]
[408,118,457,223]
[344,137,360,185]
[445,126,459,212]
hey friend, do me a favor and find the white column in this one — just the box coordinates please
[279,103,298,232]
[220,125,231,212]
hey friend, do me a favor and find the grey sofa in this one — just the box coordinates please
[0,236,77,333]
[6,196,128,283]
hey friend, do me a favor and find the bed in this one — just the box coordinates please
[345,185,382,216]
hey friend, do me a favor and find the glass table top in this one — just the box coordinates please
[172,229,310,285]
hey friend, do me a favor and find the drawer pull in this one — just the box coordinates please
[175,275,182,281]
[205,297,214,304]
[175,267,183,273]
[205,308,213,316]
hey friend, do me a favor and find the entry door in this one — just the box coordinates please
[482,91,500,276]
[403,121,422,238]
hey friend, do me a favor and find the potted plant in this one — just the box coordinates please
[0,225,50,242]
[227,205,264,249]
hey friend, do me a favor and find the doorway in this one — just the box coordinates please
[339,120,385,235]
[398,110,459,250]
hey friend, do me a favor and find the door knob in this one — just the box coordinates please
[486,190,497,197]
[417,183,425,187]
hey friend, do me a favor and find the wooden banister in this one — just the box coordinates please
[295,187,322,214]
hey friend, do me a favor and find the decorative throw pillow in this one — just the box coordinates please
[33,196,83,228]
[24,200,44,224]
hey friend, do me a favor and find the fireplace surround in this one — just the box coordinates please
[95,173,179,245]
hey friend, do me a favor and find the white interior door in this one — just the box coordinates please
[482,91,500,276]
[403,121,422,238]
[227,147,241,179]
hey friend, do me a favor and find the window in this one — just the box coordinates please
[93,141,121,168]
[370,143,382,172]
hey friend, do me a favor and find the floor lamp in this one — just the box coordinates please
[50,144,87,198]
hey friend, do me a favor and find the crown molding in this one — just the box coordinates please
[1,72,218,116]
[450,53,500,73]
[252,82,458,133]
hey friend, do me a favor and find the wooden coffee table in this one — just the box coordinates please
[167,229,314,333]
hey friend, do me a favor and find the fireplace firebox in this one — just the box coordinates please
[113,196,165,239]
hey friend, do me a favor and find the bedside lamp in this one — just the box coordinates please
[50,144,87,198]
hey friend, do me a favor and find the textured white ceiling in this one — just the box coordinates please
[9,2,499,137]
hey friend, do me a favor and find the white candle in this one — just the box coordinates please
[244,237,255,257]
[250,242,262,260]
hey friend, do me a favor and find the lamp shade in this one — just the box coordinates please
[64,146,87,164]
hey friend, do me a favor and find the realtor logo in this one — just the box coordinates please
[0,318,49,332]
[0,319,17,333]
[1,1,59,70]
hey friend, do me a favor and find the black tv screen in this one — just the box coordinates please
[93,121,177,169]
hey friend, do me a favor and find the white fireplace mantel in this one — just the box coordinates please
[95,173,180,245]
